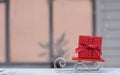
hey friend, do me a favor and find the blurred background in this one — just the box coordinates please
[0,0,120,68]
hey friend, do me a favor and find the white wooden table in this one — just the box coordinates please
[0,68,120,75]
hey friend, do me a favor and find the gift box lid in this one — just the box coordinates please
[78,35,102,48]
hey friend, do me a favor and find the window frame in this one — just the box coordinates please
[0,0,96,68]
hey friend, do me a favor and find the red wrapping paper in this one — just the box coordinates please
[76,35,102,59]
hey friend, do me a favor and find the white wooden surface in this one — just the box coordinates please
[0,68,120,75]
[96,0,120,67]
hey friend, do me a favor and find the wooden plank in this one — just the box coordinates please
[102,12,120,20]
[101,3,120,10]
[103,22,120,28]
[103,31,120,39]
[102,49,120,57]
[103,40,120,47]
[104,57,120,67]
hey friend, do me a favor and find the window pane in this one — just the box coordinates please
[10,0,49,63]
[0,3,5,63]
[53,0,93,62]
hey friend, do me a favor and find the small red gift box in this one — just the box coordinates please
[76,35,102,59]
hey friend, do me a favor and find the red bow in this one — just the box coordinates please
[76,44,101,56]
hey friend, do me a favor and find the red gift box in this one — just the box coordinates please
[76,35,102,59]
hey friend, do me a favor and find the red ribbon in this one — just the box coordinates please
[76,43,101,56]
